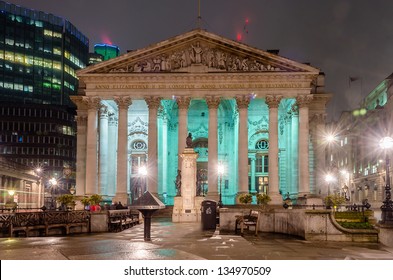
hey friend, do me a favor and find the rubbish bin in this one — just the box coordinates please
[201,200,217,230]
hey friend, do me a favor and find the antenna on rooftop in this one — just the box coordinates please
[197,0,202,28]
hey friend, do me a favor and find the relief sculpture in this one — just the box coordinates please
[109,40,284,73]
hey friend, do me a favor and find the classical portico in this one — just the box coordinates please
[72,29,330,205]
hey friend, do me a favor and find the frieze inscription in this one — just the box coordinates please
[94,82,303,90]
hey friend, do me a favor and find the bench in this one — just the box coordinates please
[108,209,140,232]
[235,210,260,236]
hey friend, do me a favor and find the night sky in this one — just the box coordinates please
[6,0,393,121]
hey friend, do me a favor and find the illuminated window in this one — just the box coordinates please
[5,51,14,61]
[44,29,53,37]
[53,48,61,55]
[53,61,61,70]
[5,38,14,45]
[35,21,43,27]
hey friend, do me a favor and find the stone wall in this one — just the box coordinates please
[219,208,378,243]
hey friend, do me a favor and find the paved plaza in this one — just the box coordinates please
[0,217,393,260]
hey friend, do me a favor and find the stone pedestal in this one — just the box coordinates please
[172,148,204,222]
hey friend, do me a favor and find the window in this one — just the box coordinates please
[255,139,269,150]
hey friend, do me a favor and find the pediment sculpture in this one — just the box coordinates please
[108,40,284,73]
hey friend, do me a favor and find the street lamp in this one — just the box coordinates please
[379,136,393,224]
[217,162,224,208]
[325,173,335,195]
[138,165,148,198]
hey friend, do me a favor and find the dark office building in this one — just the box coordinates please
[0,1,88,203]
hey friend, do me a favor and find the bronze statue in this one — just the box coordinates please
[175,169,182,196]
[186,132,193,148]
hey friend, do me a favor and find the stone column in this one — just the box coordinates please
[83,96,101,195]
[98,105,109,196]
[266,95,283,204]
[206,96,221,197]
[251,156,256,193]
[297,95,313,197]
[108,114,118,197]
[75,113,87,196]
[236,95,250,195]
[114,96,132,204]
[311,113,327,195]
[176,96,191,167]
[145,96,162,196]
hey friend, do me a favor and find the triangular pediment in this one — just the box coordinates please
[79,29,319,75]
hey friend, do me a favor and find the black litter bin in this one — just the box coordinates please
[201,200,217,230]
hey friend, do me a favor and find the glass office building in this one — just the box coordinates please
[0,1,88,207]
[0,0,89,105]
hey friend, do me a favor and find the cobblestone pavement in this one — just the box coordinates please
[1,218,393,260]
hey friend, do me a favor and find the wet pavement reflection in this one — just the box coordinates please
[0,217,392,260]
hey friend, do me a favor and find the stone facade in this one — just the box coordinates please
[72,29,330,205]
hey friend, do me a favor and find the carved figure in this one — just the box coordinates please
[186,133,193,148]
[175,169,182,196]
[192,42,203,64]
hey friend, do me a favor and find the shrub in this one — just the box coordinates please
[256,193,271,205]
[89,194,103,205]
[56,194,75,206]
[239,193,253,204]
[324,194,346,207]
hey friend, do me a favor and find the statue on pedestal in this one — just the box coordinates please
[175,169,182,196]
[186,133,193,148]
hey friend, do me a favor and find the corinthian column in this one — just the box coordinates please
[176,96,191,167]
[311,113,326,195]
[206,96,221,198]
[114,96,132,204]
[236,95,250,195]
[297,95,313,197]
[98,105,109,196]
[107,114,118,197]
[266,95,283,204]
[82,96,101,195]
[145,96,162,196]
[75,113,87,196]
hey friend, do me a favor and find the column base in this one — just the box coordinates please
[112,193,130,205]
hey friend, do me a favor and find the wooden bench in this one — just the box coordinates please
[235,210,260,236]
[108,209,140,232]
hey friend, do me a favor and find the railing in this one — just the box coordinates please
[0,210,91,237]
[283,202,372,212]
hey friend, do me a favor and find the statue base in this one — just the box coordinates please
[172,196,204,222]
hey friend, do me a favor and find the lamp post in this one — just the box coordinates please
[217,162,224,208]
[379,136,393,224]
[325,173,334,195]
[48,177,58,210]
[138,165,147,198]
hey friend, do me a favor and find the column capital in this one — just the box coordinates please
[235,95,250,109]
[206,96,221,109]
[82,96,101,110]
[99,105,109,118]
[114,96,132,109]
[176,96,191,109]
[296,95,313,108]
[76,115,88,126]
[265,95,283,108]
[108,113,118,126]
[145,96,162,109]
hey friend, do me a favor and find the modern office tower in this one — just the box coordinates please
[0,0,89,105]
[88,52,104,66]
[0,1,88,207]
[94,43,120,61]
